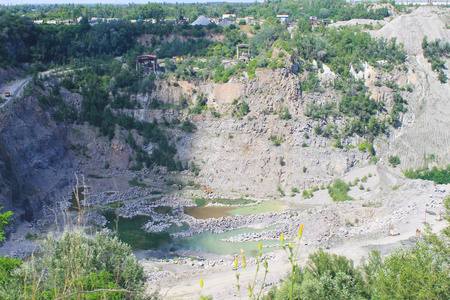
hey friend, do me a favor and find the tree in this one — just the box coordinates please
[0,209,22,294]
[1,230,146,299]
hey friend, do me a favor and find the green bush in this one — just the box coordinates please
[180,119,197,132]
[278,106,291,120]
[1,230,146,299]
[269,135,285,146]
[328,179,353,202]
[388,155,400,167]
[404,165,450,184]
[270,249,369,300]
[278,186,286,197]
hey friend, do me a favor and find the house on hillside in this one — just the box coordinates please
[277,14,289,24]
[222,14,236,19]
[218,20,234,26]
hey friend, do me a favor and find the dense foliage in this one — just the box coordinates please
[422,37,450,83]
[296,25,405,141]
[294,26,406,77]
[0,230,146,299]
[405,165,450,184]
[327,179,353,202]
[0,209,23,290]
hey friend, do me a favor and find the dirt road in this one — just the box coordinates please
[0,77,30,111]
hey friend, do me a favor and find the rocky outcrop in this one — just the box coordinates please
[0,96,74,223]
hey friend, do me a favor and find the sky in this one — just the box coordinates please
[1,0,259,4]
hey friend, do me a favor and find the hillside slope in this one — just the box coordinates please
[372,6,450,168]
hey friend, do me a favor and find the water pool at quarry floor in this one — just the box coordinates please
[176,226,281,256]
[105,201,286,255]
[184,200,288,219]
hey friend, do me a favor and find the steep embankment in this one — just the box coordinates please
[0,96,74,223]
[148,68,370,196]
[371,6,450,168]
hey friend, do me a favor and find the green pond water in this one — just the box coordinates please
[104,212,187,250]
[176,226,281,256]
[103,200,287,255]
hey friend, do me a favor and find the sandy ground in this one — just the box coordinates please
[142,210,448,300]
[141,162,449,299]
[329,18,386,28]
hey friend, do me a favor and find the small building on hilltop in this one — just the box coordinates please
[222,14,236,19]
[277,14,289,24]
[136,55,160,75]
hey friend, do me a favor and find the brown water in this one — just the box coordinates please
[184,206,233,219]
[185,200,287,219]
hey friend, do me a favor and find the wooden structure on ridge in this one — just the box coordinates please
[237,44,250,63]
[136,54,159,74]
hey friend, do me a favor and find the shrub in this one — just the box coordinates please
[302,189,312,198]
[270,249,368,299]
[1,230,146,299]
[404,165,450,184]
[194,198,206,206]
[278,106,291,120]
[388,155,400,167]
[278,186,285,197]
[269,135,285,146]
[180,119,197,132]
[240,101,250,116]
[328,179,354,202]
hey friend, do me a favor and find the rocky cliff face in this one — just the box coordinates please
[147,68,371,196]
[0,96,75,223]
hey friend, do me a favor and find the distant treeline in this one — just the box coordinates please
[0,11,221,68]
[4,0,390,23]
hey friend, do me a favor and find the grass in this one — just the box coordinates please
[362,201,382,208]
[392,185,401,191]
[194,198,207,207]
[212,198,256,205]
[87,174,112,179]
[128,178,151,188]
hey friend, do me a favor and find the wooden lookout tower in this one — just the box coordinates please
[237,44,250,63]
[136,54,159,74]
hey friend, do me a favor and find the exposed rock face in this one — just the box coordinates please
[0,96,74,223]
[150,68,370,195]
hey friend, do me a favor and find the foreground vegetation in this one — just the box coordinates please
[0,209,148,299]
[267,195,450,300]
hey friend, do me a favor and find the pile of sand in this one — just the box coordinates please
[371,6,450,55]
